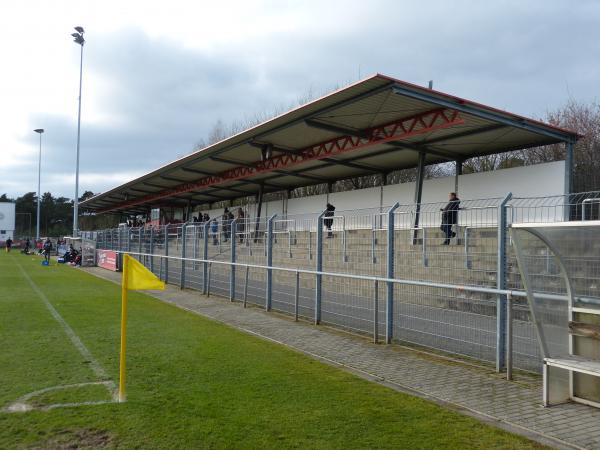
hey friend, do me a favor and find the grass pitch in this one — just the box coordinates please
[0,252,543,449]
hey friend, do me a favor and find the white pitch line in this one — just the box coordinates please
[14,260,117,398]
[3,381,115,413]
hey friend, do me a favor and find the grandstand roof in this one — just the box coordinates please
[81,74,579,215]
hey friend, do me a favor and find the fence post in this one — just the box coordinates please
[164,225,169,284]
[138,228,143,262]
[180,224,187,289]
[243,265,249,308]
[202,221,210,294]
[149,227,154,273]
[386,203,400,344]
[230,219,237,302]
[496,192,512,372]
[506,293,513,380]
[193,225,198,270]
[266,214,276,311]
[315,210,326,325]
[373,280,379,344]
[294,270,300,322]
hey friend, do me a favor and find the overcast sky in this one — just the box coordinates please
[0,0,598,199]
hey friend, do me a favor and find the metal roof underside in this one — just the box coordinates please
[81,74,579,215]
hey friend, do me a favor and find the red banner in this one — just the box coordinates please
[97,250,118,271]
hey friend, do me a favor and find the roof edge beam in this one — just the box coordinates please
[391,85,576,143]
[305,119,369,139]
[386,141,456,160]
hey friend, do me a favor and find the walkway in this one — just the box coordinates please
[85,267,600,450]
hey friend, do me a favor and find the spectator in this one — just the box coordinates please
[23,238,31,254]
[324,203,335,238]
[43,238,53,262]
[64,244,78,263]
[440,192,460,245]
[211,218,219,245]
[202,213,210,223]
[222,208,234,242]
[5,237,13,252]
[236,208,245,243]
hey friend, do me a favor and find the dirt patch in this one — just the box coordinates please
[27,429,114,449]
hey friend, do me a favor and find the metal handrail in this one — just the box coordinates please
[371,213,387,263]
[464,226,474,269]
[408,226,428,267]
[112,249,600,305]
[582,198,600,220]
[264,229,292,258]
[329,215,347,262]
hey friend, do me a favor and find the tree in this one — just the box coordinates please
[462,99,600,192]
[79,190,95,202]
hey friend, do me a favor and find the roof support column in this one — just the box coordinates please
[412,151,426,243]
[455,159,463,194]
[564,141,574,195]
[253,184,264,242]
[186,200,192,222]
[564,140,574,220]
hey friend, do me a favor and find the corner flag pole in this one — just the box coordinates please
[117,253,163,403]
[119,255,129,402]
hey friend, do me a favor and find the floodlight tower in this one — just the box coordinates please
[33,128,44,240]
[71,26,85,236]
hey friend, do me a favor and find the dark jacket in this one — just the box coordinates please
[441,198,460,225]
[324,204,335,228]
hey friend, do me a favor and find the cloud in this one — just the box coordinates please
[1,0,598,199]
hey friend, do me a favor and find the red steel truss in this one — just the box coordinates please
[99,108,463,213]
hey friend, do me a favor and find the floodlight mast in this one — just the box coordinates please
[72,26,85,237]
[33,128,44,240]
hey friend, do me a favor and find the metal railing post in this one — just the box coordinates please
[159,228,163,281]
[164,225,169,284]
[496,192,512,372]
[149,227,154,273]
[193,225,198,270]
[243,265,249,308]
[315,211,326,324]
[506,293,513,380]
[266,214,276,311]
[464,227,471,269]
[373,280,379,343]
[202,221,210,294]
[294,270,300,321]
[230,219,237,302]
[207,262,212,297]
[422,228,428,267]
[386,203,400,343]
[138,228,143,263]
[180,224,187,289]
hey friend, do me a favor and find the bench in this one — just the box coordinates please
[544,356,600,407]
[511,221,600,409]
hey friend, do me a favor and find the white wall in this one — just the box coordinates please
[0,202,16,241]
[195,161,565,224]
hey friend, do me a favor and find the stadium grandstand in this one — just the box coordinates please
[82,74,600,408]
[80,74,579,222]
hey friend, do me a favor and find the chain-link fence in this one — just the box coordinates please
[90,191,600,374]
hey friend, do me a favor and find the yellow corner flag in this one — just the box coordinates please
[119,254,165,402]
